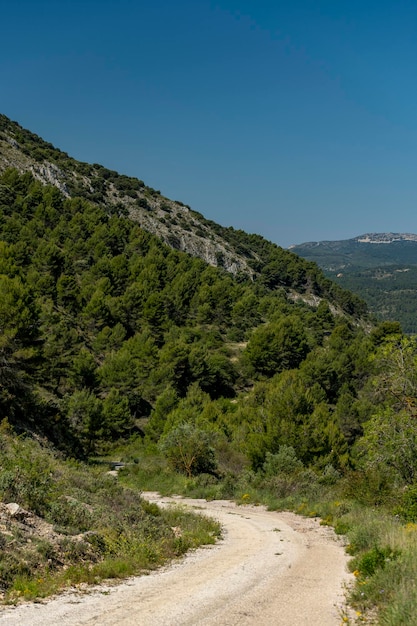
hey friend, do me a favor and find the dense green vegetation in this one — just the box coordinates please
[0,167,368,459]
[2,164,417,622]
[330,266,417,335]
[192,214,368,317]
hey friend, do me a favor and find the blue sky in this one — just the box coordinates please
[2,1,417,247]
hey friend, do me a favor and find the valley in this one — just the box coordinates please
[291,234,417,333]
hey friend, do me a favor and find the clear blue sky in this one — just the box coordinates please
[2,0,417,247]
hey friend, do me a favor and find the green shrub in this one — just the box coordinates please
[47,497,95,533]
[395,484,417,522]
[334,519,350,535]
[160,423,217,477]
[0,440,54,515]
[354,546,400,578]
[263,446,303,476]
[319,464,341,485]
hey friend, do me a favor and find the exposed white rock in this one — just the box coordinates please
[5,503,26,518]
[31,162,70,196]
[356,233,417,244]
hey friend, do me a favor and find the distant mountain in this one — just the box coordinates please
[355,233,417,244]
[291,234,417,333]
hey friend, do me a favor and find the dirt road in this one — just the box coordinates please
[0,494,353,625]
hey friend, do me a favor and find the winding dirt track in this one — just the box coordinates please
[0,494,353,626]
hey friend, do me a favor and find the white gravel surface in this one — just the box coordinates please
[0,493,354,625]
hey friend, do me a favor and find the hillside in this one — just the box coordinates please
[0,114,366,318]
[291,233,417,333]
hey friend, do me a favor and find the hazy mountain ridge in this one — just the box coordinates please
[293,233,417,250]
[291,234,417,270]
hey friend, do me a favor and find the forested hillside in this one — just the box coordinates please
[2,119,417,623]
[0,167,368,462]
[0,114,366,317]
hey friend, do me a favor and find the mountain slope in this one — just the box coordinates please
[0,114,253,277]
[0,113,366,318]
[291,234,417,333]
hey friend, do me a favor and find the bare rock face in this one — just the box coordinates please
[31,162,70,196]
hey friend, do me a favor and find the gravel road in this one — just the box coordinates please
[0,493,353,626]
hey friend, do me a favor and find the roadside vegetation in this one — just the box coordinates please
[0,421,220,603]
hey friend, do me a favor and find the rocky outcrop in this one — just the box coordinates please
[30,162,71,197]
